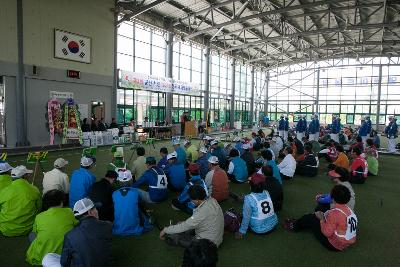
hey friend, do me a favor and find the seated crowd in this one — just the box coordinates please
[0,124,379,266]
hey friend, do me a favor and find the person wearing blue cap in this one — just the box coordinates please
[132,156,168,203]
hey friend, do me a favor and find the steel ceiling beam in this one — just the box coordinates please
[221,22,399,53]
[117,0,170,25]
[184,0,353,40]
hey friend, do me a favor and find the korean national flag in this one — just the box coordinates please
[55,30,91,63]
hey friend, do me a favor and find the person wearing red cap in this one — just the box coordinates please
[235,173,278,238]
[171,164,209,214]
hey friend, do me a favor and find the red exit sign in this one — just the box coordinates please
[67,69,80,79]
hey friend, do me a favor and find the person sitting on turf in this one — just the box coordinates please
[205,156,229,202]
[89,170,118,222]
[0,160,13,193]
[260,149,282,184]
[263,142,276,161]
[270,136,283,160]
[196,147,210,179]
[184,139,199,163]
[364,139,379,176]
[108,147,128,172]
[261,166,283,211]
[295,145,319,177]
[26,190,78,265]
[224,143,233,158]
[113,170,152,236]
[182,239,218,267]
[370,130,380,148]
[164,152,186,191]
[349,136,364,154]
[42,158,69,196]
[42,198,112,267]
[172,164,209,214]
[233,137,244,156]
[318,140,338,162]
[288,136,305,161]
[157,147,169,171]
[131,146,147,180]
[203,136,214,150]
[69,156,96,208]
[278,147,296,180]
[241,143,255,175]
[132,157,168,203]
[250,132,262,151]
[315,167,356,212]
[0,165,41,237]
[328,145,350,171]
[210,140,227,169]
[160,185,224,248]
[285,185,357,252]
[227,149,248,183]
[349,147,368,184]
[173,139,187,166]
[235,173,278,239]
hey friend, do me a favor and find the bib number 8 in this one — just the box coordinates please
[260,201,271,214]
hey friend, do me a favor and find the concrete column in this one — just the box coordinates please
[16,0,28,146]
[264,71,269,114]
[315,67,320,114]
[203,47,210,122]
[230,59,236,129]
[165,32,173,124]
[376,64,383,129]
[112,0,118,122]
[249,66,255,124]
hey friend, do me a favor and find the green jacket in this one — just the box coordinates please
[0,174,12,193]
[367,156,379,176]
[0,179,41,236]
[26,207,78,265]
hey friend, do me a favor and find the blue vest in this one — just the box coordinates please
[168,163,186,190]
[112,187,143,236]
[69,168,96,208]
[231,157,248,182]
[196,156,210,179]
[175,147,187,165]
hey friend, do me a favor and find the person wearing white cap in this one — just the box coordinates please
[173,138,188,165]
[196,147,211,179]
[164,152,186,191]
[113,170,152,236]
[223,142,233,157]
[69,156,96,209]
[210,140,227,169]
[0,160,13,193]
[43,198,112,267]
[184,139,199,163]
[205,156,229,201]
[202,135,214,149]
[42,158,70,196]
[0,165,41,237]
[233,137,244,156]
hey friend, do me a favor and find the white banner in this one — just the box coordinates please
[54,29,91,63]
[119,70,200,95]
[66,128,79,138]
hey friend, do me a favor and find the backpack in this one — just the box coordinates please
[224,208,242,233]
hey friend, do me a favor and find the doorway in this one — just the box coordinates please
[91,101,105,120]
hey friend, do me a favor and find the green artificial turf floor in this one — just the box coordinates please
[1,137,400,267]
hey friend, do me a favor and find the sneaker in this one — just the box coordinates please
[284,218,296,231]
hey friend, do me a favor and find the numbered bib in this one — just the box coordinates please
[156,174,168,189]
[333,208,358,241]
[250,192,275,220]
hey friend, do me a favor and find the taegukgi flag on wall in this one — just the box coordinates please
[54,29,91,63]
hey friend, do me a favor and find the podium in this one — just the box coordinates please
[184,121,197,137]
